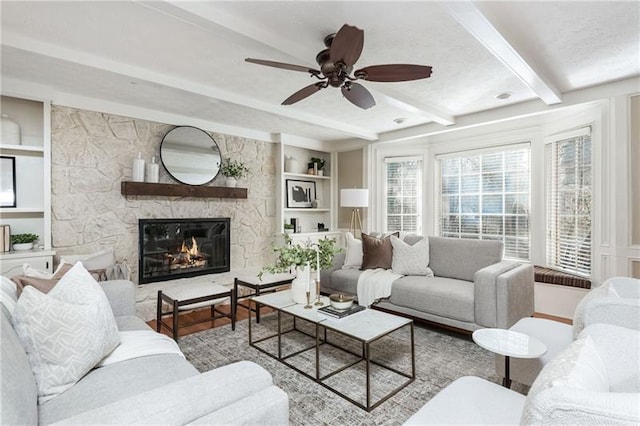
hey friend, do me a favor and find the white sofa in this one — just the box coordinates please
[405,323,640,425]
[1,278,289,425]
[495,276,640,386]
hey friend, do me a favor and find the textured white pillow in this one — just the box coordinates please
[11,262,120,403]
[342,232,363,270]
[390,235,433,276]
[521,336,610,424]
[0,276,18,315]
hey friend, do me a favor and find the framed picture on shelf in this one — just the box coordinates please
[0,156,16,208]
[286,179,316,208]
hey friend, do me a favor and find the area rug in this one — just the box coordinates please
[179,314,506,425]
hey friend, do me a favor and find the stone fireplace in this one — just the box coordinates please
[138,218,230,284]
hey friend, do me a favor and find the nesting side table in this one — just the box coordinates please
[472,328,547,388]
[157,282,235,341]
[234,272,294,323]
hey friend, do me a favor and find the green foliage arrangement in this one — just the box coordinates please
[310,157,326,170]
[283,223,295,230]
[220,158,249,178]
[259,233,342,278]
[10,233,39,244]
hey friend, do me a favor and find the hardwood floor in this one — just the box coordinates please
[148,305,571,339]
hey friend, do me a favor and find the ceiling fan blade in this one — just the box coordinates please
[341,82,375,110]
[329,24,364,68]
[245,58,320,74]
[354,64,433,82]
[282,83,324,105]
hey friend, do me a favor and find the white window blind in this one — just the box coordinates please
[545,129,592,276]
[438,144,530,261]
[384,157,422,234]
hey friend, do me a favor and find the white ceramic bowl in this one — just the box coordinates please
[329,293,354,310]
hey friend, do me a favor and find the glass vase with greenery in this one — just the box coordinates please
[259,233,341,278]
[220,158,249,178]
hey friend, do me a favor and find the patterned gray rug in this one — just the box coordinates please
[179,314,506,425]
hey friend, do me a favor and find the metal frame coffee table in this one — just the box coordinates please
[248,290,415,412]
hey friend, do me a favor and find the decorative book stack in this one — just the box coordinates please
[0,225,10,252]
[318,304,365,320]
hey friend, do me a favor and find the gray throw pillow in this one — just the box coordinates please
[11,262,120,403]
[390,235,433,276]
[361,232,398,270]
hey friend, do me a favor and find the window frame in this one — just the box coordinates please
[383,156,423,234]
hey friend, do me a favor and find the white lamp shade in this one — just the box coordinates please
[340,188,369,208]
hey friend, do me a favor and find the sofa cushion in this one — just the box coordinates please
[326,269,362,295]
[390,235,433,276]
[1,305,38,426]
[361,232,398,270]
[12,262,120,403]
[389,276,475,323]
[428,236,503,282]
[342,232,363,270]
[39,354,198,425]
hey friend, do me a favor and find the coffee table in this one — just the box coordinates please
[249,290,414,412]
[472,328,547,388]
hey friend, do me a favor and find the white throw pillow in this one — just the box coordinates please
[22,262,68,279]
[342,232,363,270]
[521,336,609,424]
[0,276,18,315]
[61,247,116,271]
[11,262,120,403]
[390,235,433,276]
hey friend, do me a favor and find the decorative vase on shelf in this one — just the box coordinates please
[1,114,21,145]
[13,242,33,251]
[225,177,237,188]
[290,264,310,304]
[285,156,299,173]
[132,152,145,182]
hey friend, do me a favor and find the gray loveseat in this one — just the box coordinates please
[321,235,534,331]
[2,279,289,425]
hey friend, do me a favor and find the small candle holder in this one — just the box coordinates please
[314,279,324,306]
[304,291,313,309]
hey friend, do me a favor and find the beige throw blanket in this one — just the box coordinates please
[357,268,403,307]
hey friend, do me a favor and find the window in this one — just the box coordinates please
[438,144,530,261]
[384,157,422,233]
[546,128,592,276]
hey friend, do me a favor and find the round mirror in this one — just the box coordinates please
[160,126,221,185]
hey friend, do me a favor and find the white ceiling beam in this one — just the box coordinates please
[1,32,377,141]
[154,0,456,127]
[441,1,562,105]
[374,77,639,144]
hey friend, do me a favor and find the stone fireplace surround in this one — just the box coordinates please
[50,106,277,320]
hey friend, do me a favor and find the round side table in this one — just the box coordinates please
[472,328,547,388]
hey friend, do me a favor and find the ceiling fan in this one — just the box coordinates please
[245,24,432,110]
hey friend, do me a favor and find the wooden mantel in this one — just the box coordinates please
[121,181,247,199]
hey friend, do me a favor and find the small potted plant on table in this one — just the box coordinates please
[220,158,249,188]
[10,233,39,251]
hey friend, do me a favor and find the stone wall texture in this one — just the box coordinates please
[51,106,277,288]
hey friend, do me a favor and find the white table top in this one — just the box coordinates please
[472,328,547,358]
[254,290,412,343]
[236,272,295,286]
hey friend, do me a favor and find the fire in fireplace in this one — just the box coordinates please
[138,218,230,284]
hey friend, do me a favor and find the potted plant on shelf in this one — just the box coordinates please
[308,157,326,176]
[220,158,249,188]
[10,233,38,251]
[260,233,341,304]
[283,223,295,234]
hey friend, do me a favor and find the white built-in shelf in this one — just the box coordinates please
[285,208,331,212]
[0,248,56,260]
[284,172,330,180]
[0,208,45,214]
[0,144,45,154]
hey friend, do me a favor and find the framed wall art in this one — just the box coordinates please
[286,179,316,208]
[0,156,16,208]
